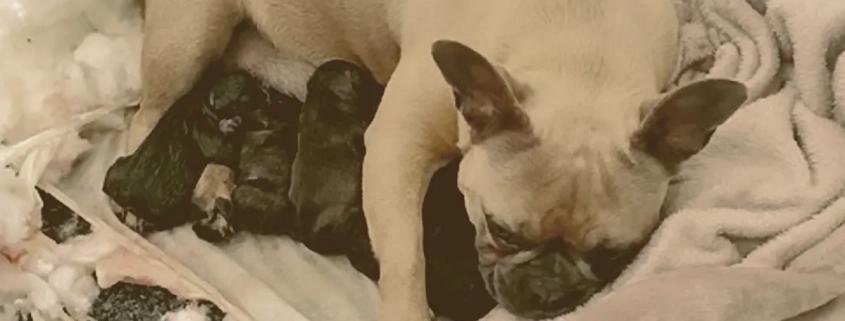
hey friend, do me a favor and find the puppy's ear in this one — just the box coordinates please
[635,79,747,172]
[431,40,530,143]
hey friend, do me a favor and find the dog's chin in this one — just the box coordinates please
[480,249,605,320]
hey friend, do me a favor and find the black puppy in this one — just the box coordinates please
[288,59,382,279]
[199,71,302,237]
[103,69,272,240]
[289,60,494,321]
[224,108,301,236]
[421,159,497,321]
[196,70,303,240]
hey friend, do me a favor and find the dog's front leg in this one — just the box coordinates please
[363,57,460,321]
[128,0,243,153]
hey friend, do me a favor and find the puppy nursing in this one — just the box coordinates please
[207,73,303,236]
[104,69,300,242]
[288,60,383,279]
[103,69,238,236]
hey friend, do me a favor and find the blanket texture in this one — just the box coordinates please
[483,0,845,320]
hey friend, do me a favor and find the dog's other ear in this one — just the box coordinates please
[635,79,747,172]
[431,40,530,143]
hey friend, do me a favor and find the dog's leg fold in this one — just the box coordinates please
[363,143,441,321]
[129,0,243,153]
[362,58,460,321]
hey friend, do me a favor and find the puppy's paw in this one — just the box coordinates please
[218,116,242,135]
[193,197,236,243]
[193,164,236,210]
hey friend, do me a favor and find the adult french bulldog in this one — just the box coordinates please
[132,0,748,319]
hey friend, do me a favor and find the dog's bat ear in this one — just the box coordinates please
[431,40,530,143]
[635,79,747,172]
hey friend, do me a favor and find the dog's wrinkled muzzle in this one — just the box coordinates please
[479,246,605,320]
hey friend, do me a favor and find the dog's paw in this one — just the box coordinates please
[192,197,236,243]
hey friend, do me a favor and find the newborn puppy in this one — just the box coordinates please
[288,60,382,279]
[422,159,496,321]
[194,70,302,240]
[103,68,261,239]
[103,82,234,236]
[230,108,301,236]
[289,60,493,321]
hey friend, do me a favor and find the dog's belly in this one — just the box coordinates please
[241,0,401,84]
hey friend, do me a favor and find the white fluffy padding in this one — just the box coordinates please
[0,0,142,253]
[161,304,212,321]
[0,0,141,318]
[483,0,845,320]
[0,167,36,248]
[0,254,62,319]
[0,0,142,183]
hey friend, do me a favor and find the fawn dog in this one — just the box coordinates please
[133,0,747,319]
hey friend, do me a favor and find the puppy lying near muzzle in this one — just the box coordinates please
[134,0,749,319]
[289,59,495,321]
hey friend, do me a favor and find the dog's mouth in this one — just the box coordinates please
[478,244,613,320]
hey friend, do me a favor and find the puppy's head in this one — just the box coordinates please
[202,71,277,134]
[302,59,384,127]
[431,40,747,319]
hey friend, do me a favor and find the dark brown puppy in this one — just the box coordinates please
[229,109,301,236]
[197,70,303,240]
[103,68,271,241]
[288,59,382,279]
[289,59,495,321]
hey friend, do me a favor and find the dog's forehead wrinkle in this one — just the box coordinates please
[474,137,645,248]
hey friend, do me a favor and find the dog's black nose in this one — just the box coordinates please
[583,243,643,280]
[482,250,603,320]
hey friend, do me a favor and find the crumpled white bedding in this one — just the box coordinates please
[0,1,377,321]
[4,0,845,320]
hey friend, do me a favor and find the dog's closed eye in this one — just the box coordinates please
[485,214,532,251]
